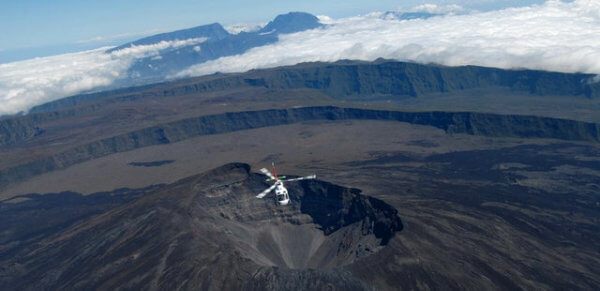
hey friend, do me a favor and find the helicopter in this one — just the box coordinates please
[255,163,316,205]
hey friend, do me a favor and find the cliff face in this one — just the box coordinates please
[28,60,600,115]
[249,61,600,99]
[1,106,598,190]
[9,60,595,147]
[0,117,44,146]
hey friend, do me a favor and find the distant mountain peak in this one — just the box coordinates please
[259,12,322,34]
[103,12,323,84]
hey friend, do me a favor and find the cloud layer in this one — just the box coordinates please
[0,38,205,116]
[178,0,600,78]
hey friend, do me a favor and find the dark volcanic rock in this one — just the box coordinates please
[0,163,402,290]
[0,117,44,146]
[0,186,161,261]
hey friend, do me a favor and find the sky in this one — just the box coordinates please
[0,0,545,62]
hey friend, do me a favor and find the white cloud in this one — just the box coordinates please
[0,38,206,116]
[316,15,335,25]
[225,23,264,34]
[588,74,600,84]
[410,4,466,14]
[178,0,600,79]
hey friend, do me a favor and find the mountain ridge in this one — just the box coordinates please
[27,60,600,116]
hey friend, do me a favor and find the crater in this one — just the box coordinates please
[0,163,402,289]
[193,164,403,270]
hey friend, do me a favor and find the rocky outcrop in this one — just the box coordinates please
[0,117,44,146]
[0,163,401,290]
[1,106,598,190]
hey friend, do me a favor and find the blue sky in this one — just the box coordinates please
[1,0,544,62]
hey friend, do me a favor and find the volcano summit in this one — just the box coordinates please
[0,163,402,290]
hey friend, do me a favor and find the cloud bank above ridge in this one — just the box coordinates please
[0,38,205,116]
[1,0,599,116]
[178,0,600,78]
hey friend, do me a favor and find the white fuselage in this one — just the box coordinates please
[274,181,290,205]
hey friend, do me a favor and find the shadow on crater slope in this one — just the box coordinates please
[0,163,402,290]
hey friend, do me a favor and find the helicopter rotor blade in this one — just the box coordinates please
[284,175,316,182]
[256,183,277,198]
[260,168,277,181]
